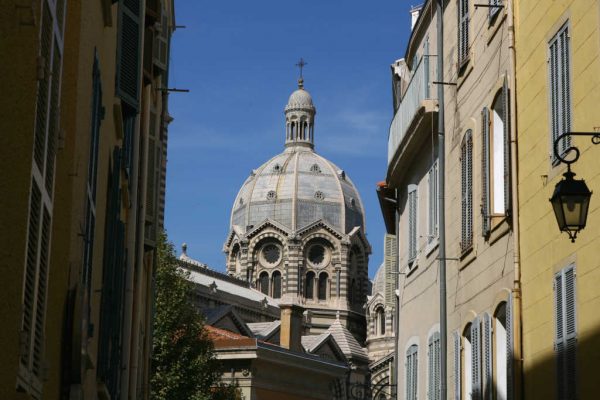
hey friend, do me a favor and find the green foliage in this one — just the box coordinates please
[151,232,238,400]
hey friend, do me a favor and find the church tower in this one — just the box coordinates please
[223,77,371,342]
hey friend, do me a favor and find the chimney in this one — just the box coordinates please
[279,302,305,353]
[410,5,423,31]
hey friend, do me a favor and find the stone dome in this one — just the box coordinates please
[230,147,366,235]
[285,87,314,110]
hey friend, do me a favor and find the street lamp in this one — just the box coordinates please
[550,132,599,242]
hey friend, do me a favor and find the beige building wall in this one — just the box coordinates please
[515,0,600,398]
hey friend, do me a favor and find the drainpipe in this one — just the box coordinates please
[507,1,523,399]
[436,0,448,399]
[393,188,399,400]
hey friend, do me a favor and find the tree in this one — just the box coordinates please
[151,232,238,400]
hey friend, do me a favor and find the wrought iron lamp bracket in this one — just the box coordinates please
[553,131,600,170]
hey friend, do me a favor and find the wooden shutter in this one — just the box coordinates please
[454,331,461,400]
[506,295,514,400]
[549,23,572,162]
[555,265,577,399]
[116,0,142,109]
[502,76,511,217]
[458,0,470,65]
[471,317,482,400]
[481,108,491,236]
[384,234,397,307]
[483,313,493,400]
[153,2,169,73]
[428,335,434,400]
[408,186,417,263]
[461,132,473,251]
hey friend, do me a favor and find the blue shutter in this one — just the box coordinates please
[481,108,491,236]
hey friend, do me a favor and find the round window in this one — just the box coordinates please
[261,243,281,266]
[307,244,329,268]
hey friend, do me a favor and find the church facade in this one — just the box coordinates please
[222,77,371,342]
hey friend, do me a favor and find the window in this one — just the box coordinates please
[549,22,572,163]
[428,159,439,244]
[488,0,502,21]
[554,265,577,399]
[458,0,470,66]
[376,306,386,335]
[318,272,328,300]
[408,185,418,263]
[406,344,419,400]
[20,0,65,395]
[305,271,315,299]
[471,318,482,400]
[259,272,269,295]
[482,313,493,399]
[428,332,441,400]
[453,332,461,400]
[461,130,473,251]
[271,271,282,299]
[494,302,512,400]
[488,79,511,218]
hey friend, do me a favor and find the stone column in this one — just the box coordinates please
[285,237,301,298]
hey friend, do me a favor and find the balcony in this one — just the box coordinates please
[387,56,438,170]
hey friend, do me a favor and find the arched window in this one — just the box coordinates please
[406,344,418,400]
[349,278,356,304]
[259,272,269,295]
[305,271,315,299]
[272,271,282,299]
[491,93,507,214]
[376,306,386,335]
[428,332,441,400]
[318,273,328,300]
[495,302,508,399]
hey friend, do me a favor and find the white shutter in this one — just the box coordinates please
[406,345,419,400]
[408,186,418,263]
[384,234,397,307]
[428,332,441,400]
[461,131,473,251]
[454,331,461,400]
[428,160,439,244]
[429,336,434,400]
[549,23,572,162]
[471,318,482,400]
[481,108,491,237]
[483,313,493,400]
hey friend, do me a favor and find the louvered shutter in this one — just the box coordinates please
[471,318,481,400]
[488,0,501,21]
[502,77,511,217]
[454,331,461,400]
[116,0,142,109]
[555,266,577,399]
[429,335,434,400]
[549,23,572,162]
[153,2,169,73]
[458,0,469,65]
[461,138,467,250]
[483,313,493,400]
[384,234,397,307]
[408,187,417,263]
[506,295,514,400]
[428,160,439,244]
[481,108,491,236]
[467,133,473,247]
[424,38,430,98]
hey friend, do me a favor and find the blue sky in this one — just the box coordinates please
[165,1,413,278]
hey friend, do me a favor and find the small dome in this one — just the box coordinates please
[286,88,314,109]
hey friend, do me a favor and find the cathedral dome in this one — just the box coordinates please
[229,80,365,235]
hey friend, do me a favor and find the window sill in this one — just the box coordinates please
[488,216,511,245]
[459,245,477,270]
[426,239,439,257]
[405,262,418,278]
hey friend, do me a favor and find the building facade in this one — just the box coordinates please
[515,0,600,398]
[223,78,371,343]
[378,1,519,399]
[0,0,175,398]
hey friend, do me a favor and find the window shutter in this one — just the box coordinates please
[454,331,461,400]
[44,42,62,194]
[428,336,434,400]
[471,317,481,400]
[502,77,511,217]
[153,2,169,73]
[428,332,440,400]
[481,108,491,236]
[555,266,577,399]
[458,0,470,65]
[116,0,142,109]
[461,132,473,251]
[483,313,493,400]
[564,267,577,398]
[406,345,419,400]
[384,234,397,307]
[467,134,473,247]
[506,295,514,400]
[428,160,439,244]
[549,23,572,162]
[408,187,417,263]
[424,38,430,98]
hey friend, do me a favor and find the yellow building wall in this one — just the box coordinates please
[515,0,600,398]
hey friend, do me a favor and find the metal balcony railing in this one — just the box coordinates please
[388,56,437,165]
